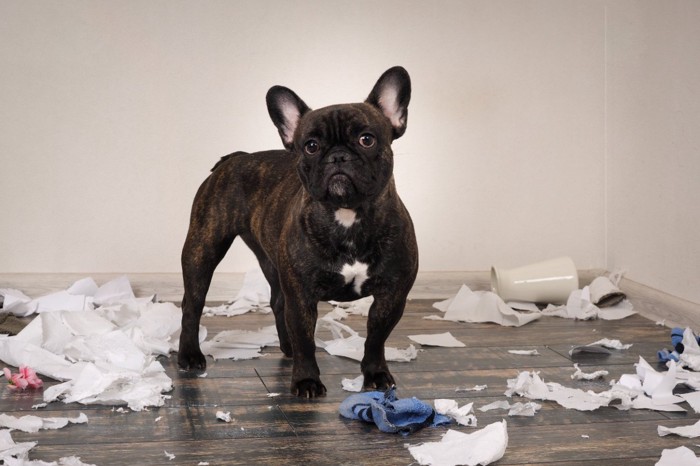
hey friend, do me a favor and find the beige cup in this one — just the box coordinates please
[491,256,579,304]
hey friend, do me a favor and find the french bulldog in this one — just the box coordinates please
[178,66,418,397]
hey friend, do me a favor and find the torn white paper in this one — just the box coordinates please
[477,400,540,416]
[434,399,477,427]
[408,332,465,348]
[200,326,278,360]
[431,285,541,327]
[680,392,700,414]
[506,371,613,411]
[655,446,700,466]
[0,413,87,433]
[679,327,700,371]
[636,358,684,405]
[478,400,511,412]
[407,420,508,466]
[0,429,36,459]
[571,364,609,380]
[0,277,180,411]
[341,375,364,392]
[589,339,633,350]
[315,317,417,362]
[508,349,540,356]
[203,268,271,317]
[164,450,176,460]
[455,384,488,392]
[216,411,232,423]
[542,285,635,321]
[658,419,700,438]
[327,296,374,318]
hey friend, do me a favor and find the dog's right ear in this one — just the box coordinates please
[266,86,311,150]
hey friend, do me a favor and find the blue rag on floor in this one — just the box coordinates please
[339,387,451,435]
[658,327,694,363]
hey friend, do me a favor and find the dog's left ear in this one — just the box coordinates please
[266,86,311,150]
[366,66,411,140]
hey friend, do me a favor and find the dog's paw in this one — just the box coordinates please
[363,369,395,391]
[291,378,327,398]
[178,348,207,371]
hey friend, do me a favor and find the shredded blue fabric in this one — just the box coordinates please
[339,386,451,435]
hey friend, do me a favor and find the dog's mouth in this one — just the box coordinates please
[327,173,356,198]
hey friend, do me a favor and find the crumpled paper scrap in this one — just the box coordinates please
[0,413,87,433]
[508,349,540,356]
[678,327,700,371]
[434,399,477,426]
[455,384,488,392]
[658,419,700,438]
[203,268,272,317]
[408,332,465,348]
[430,285,541,327]
[341,375,364,392]
[655,446,700,466]
[571,364,608,380]
[407,420,508,466]
[327,296,374,319]
[0,277,182,411]
[200,326,278,360]
[315,317,417,362]
[478,400,541,416]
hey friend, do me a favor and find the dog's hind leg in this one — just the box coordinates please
[178,225,235,371]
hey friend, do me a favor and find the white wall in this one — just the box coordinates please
[605,1,700,304]
[0,1,696,303]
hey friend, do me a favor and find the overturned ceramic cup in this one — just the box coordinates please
[491,256,579,304]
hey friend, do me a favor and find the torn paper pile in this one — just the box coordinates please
[0,277,182,411]
[407,420,508,466]
[430,273,635,328]
[506,356,694,413]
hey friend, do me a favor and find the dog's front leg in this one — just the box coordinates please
[361,294,407,390]
[282,288,327,398]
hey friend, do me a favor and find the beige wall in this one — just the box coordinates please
[0,1,697,303]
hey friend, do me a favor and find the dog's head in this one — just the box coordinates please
[266,67,411,209]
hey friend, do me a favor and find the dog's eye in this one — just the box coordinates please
[359,134,376,148]
[304,140,320,155]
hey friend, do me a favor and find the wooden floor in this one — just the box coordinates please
[1,273,700,465]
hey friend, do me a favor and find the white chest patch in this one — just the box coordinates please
[334,208,357,228]
[340,261,369,295]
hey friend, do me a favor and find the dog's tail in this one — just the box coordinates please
[211,151,249,172]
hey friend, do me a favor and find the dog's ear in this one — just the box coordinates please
[266,86,311,150]
[366,66,411,140]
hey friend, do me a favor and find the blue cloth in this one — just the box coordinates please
[657,348,680,363]
[339,387,451,435]
[658,327,696,363]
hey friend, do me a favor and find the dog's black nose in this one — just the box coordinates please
[326,150,354,164]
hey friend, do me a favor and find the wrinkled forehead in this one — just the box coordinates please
[296,103,390,140]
